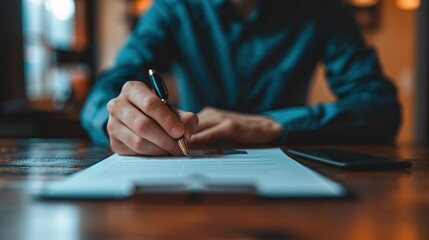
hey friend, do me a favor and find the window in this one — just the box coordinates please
[22,0,91,110]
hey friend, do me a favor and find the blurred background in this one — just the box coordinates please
[0,0,427,144]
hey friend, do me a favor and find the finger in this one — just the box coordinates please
[178,110,199,141]
[195,119,216,132]
[195,107,225,132]
[122,81,185,138]
[108,116,176,156]
[195,112,219,133]
[190,120,231,144]
[110,138,139,156]
[111,99,179,155]
[178,110,199,132]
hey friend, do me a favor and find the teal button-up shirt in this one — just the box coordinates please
[81,0,401,145]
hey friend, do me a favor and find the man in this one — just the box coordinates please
[81,0,401,156]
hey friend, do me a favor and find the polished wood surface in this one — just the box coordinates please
[0,139,428,240]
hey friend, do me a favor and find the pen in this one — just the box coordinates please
[148,69,189,156]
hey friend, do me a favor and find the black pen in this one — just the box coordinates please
[148,69,189,156]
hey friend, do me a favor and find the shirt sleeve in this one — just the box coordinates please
[264,0,401,144]
[80,0,176,145]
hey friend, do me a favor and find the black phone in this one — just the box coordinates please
[287,148,412,170]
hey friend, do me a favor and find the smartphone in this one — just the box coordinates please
[287,148,412,170]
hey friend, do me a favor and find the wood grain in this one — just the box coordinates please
[0,139,428,240]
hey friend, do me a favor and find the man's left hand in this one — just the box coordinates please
[190,107,283,145]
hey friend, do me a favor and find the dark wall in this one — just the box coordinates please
[0,1,25,102]
[421,0,429,144]
[416,0,429,144]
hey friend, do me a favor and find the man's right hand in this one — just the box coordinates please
[106,81,199,156]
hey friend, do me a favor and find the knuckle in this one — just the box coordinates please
[106,119,114,133]
[140,96,159,112]
[133,117,151,134]
[133,138,146,152]
[106,117,118,136]
[224,119,236,130]
[122,81,137,92]
[106,98,118,112]
[204,107,215,114]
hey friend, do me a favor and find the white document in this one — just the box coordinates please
[40,148,346,199]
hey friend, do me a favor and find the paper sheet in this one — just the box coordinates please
[40,148,346,199]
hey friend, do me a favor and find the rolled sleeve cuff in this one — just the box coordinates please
[263,107,312,144]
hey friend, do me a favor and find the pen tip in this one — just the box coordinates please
[182,149,189,157]
[177,138,189,157]
[148,69,154,76]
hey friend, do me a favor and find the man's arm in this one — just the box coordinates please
[80,1,178,146]
[263,0,401,144]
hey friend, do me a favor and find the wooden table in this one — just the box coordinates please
[0,139,428,240]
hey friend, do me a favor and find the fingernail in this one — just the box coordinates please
[171,124,184,137]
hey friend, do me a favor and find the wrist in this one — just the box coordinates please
[260,116,283,144]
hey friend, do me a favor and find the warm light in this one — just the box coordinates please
[133,0,153,15]
[349,0,379,7]
[397,0,420,10]
[44,0,75,21]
